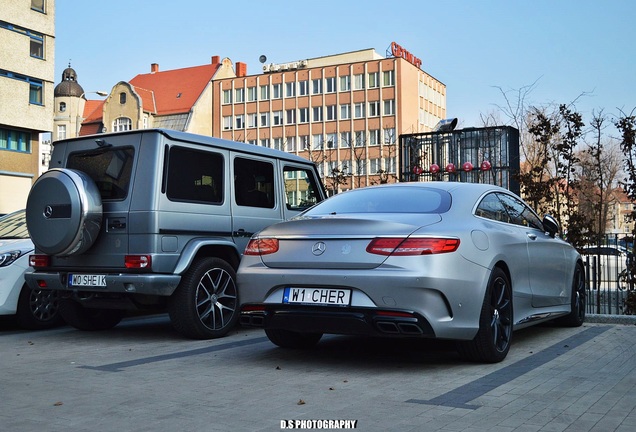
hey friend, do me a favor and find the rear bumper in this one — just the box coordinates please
[240,304,436,338]
[24,271,181,296]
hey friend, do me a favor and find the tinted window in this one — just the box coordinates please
[283,166,322,211]
[68,148,134,200]
[304,187,450,215]
[166,146,223,204]
[0,210,28,239]
[234,158,274,208]
[476,192,543,230]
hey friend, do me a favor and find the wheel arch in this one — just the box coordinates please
[174,239,241,274]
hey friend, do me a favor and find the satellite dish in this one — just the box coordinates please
[259,55,267,64]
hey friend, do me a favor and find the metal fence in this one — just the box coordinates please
[582,235,635,315]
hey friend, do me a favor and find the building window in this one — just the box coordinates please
[385,157,397,173]
[312,106,323,122]
[112,117,132,132]
[285,82,295,97]
[57,125,66,140]
[356,160,368,176]
[354,74,365,90]
[247,86,257,102]
[222,89,232,104]
[260,139,270,148]
[383,70,395,86]
[272,83,282,99]
[235,88,245,103]
[59,101,66,112]
[368,101,380,117]
[312,79,322,94]
[119,92,127,104]
[29,80,43,105]
[260,113,269,127]
[30,32,44,59]
[273,111,283,126]
[312,134,323,150]
[369,129,380,146]
[339,75,350,91]
[0,128,31,153]
[384,127,396,144]
[286,136,296,152]
[340,131,351,148]
[235,114,245,129]
[368,72,379,88]
[326,133,337,148]
[355,131,366,147]
[273,137,283,151]
[247,139,257,145]
[247,113,257,128]
[299,108,309,123]
[31,0,45,12]
[383,99,395,115]
[325,77,336,93]
[286,109,296,124]
[223,116,232,130]
[260,85,269,100]
[298,80,309,96]
[340,104,351,120]
[326,105,336,121]
[354,103,365,118]
[300,135,309,150]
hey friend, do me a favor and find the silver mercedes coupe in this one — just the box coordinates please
[238,182,585,363]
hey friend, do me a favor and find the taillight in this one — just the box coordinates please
[244,238,279,256]
[125,255,151,269]
[366,238,460,256]
[29,254,50,267]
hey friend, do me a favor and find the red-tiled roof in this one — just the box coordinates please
[129,63,220,115]
[83,100,104,122]
[132,86,157,114]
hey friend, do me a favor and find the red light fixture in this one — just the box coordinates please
[445,163,456,173]
[462,162,474,172]
[244,238,280,255]
[481,160,492,171]
[125,255,152,269]
[366,237,460,256]
[429,163,440,174]
[412,165,423,175]
[29,254,50,268]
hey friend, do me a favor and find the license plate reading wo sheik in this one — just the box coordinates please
[283,287,351,306]
[68,274,107,287]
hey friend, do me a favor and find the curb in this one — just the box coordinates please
[586,313,636,325]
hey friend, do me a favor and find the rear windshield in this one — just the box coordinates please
[304,186,451,215]
[67,147,134,200]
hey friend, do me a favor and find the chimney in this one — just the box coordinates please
[235,62,247,77]
[211,56,220,65]
[151,63,159,73]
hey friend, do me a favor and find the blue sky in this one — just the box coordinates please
[55,0,635,130]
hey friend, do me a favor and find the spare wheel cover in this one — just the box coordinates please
[26,168,103,256]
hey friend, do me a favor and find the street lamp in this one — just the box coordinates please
[76,90,107,137]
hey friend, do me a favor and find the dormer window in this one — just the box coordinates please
[119,92,126,104]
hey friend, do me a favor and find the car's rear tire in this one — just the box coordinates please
[265,328,323,349]
[457,267,513,363]
[58,298,124,331]
[555,262,585,327]
[168,257,239,339]
[15,285,64,330]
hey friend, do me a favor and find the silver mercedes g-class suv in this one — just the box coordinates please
[24,129,325,339]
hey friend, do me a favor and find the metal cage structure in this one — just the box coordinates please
[400,126,520,195]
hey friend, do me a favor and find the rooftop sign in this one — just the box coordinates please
[389,41,422,69]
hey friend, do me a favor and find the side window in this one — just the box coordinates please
[283,166,322,211]
[497,193,544,230]
[166,146,223,204]
[475,193,510,223]
[234,158,275,208]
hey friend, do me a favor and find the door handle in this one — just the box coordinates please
[527,233,537,240]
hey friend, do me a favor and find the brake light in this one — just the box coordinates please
[125,255,151,269]
[29,254,50,268]
[244,238,279,256]
[366,238,460,256]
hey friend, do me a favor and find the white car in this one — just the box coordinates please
[0,210,63,329]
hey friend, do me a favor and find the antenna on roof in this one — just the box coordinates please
[259,55,267,64]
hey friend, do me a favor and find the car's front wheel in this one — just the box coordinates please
[15,285,64,330]
[265,329,323,349]
[168,257,239,339]
[457,267,513,363]
[58,298,124,331]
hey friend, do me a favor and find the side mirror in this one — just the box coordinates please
[543,214,559,238]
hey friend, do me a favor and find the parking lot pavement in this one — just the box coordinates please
[2,315,636,432]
